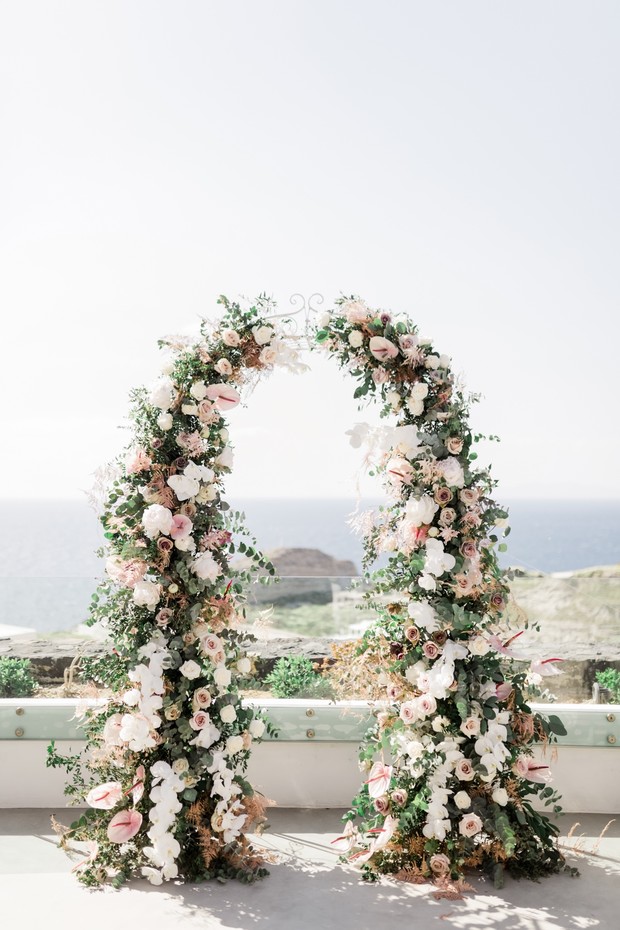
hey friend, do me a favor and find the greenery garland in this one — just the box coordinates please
[315,297,572,888]
[48,295,304,887]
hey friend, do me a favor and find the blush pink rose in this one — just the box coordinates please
[189,711,211,730]
[429,853,451,876]
[373,795,390,814]
[455,759,475,781]
[205,383,241,411]
[369,336,399,362]
[372,367,390,384]
[422,641,440,660]
[169,514,193,540]
[86,781,123,810]
[458,813,483,837]
[107,808,143,843]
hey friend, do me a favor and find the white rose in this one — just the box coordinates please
[438,354,450,369]
[348,330,364,348]
[407,396,424,416]
[411,382,429,400]
[219,705,237,724]
[249,718,265,738]
[492,787,508,806]
[132,578,161,609]
[386,390,401,411]
[425,355,440,369]
[190,381,208,400]
[437,457,465,488]
[259,345,278,365]
[318,312,332,328]
[181,403,198,415]
[215,358,233,376]
[214,667,232,688]
[215,446,234,470]
[454,791,471,810]
[236,657,252,675]
[196,485,217,502]
[225,735,244,756]
[253,325,274,346]
[142,504,174,539]
[221,329,240,347]
[149,377,174,411]
[191,551,222,583]
[220,428,229,442]
[405,495,438,527]
[157,412,173,431]
[179,660,201,680]
[468,635,491,656]
[167,474,200,501]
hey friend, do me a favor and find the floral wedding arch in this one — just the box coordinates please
[50,294,569,889]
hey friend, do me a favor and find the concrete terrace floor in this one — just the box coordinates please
[0,809,618,930]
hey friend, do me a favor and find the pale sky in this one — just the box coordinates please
[1,1,618,500]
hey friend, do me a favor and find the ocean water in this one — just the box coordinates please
[0,498,618,633]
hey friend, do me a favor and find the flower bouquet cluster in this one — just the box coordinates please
[316,297,570,888]
[49,296,302,887]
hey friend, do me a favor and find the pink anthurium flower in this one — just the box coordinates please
[127,765,146,805]
[365,761,393,799]
[85,781,123,810]
[205,383,241,411]
[531,658,563,677]
[107,808,143,843]
[330,820,357,853]
[71,840,99,873]
[513,755,551,784]
[495,682,513,702]
[369,336,399,362]
[488,630,524,656]
[169,514,193,540]
[368,814,397,852]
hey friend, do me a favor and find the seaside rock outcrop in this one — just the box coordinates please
[241,547,359,607]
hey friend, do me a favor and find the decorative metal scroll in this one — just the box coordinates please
[264,292,325,341]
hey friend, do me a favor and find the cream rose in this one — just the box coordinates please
[249,718,265,738]
[190,381,208,400]
[252,325,274,346]
[215,358,233,376]
[219,705,237,724]
[221,329,240,347]
[179,660,201,680]
[453,790,471,810]
[348,330,364,348]
[157,412,173,431]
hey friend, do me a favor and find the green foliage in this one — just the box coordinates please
[264,656,334,699]
[595,667,620,703]
[0,657,37,697]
